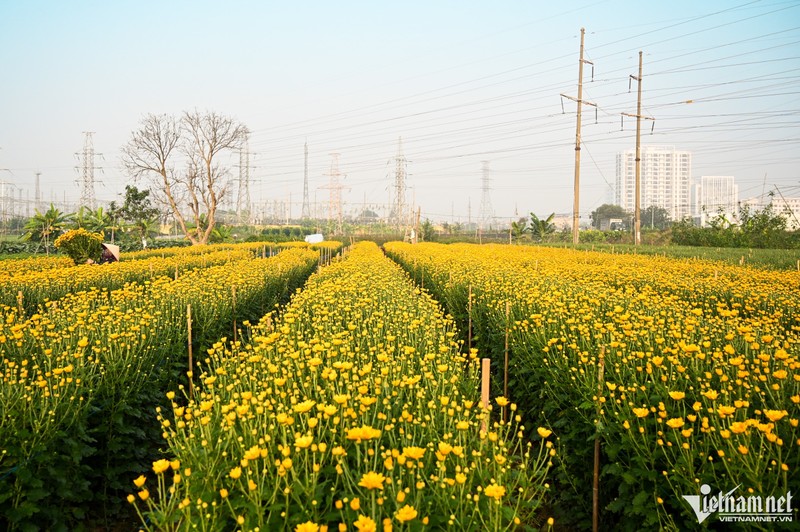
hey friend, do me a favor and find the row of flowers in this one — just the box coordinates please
[130,241,554,531]
[1,241,341,314]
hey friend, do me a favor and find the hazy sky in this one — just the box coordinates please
[1,0,799,223]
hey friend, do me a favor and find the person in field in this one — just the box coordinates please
[99,243,120,264]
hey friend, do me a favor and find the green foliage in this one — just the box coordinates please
[641,206,671,230]
[23,205,71,255]
[510,218,528,242]
[590,204,630,230]
[120,186,161,244]
[672,202,797,249]
[420,218,436,241]
[529,212,555,241]
[54,228,104,265]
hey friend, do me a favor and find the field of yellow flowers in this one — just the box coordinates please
[0,245,321,530]
[385,242,799,530]
[131,242,553,531]
[1,241,341,314]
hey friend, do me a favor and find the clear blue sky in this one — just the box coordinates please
[1,0,799,223]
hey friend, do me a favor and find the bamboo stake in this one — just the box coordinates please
[593,347,606,532]
[468,284,473,351]
[504,301,510,422]
[232,285,237,344]
[481,358,491,432]
[187,304,194,400]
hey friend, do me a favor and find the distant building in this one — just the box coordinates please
[737,195,800,230]
[616,146,692,221]
[772,195,800,230]
[694,176,738,227]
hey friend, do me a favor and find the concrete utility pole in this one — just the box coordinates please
[35,172,42,213]
[621,51,655,246]
[561,28,596,245]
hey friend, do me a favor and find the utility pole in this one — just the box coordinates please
[621,51,655,246]
[35,172,42,213]
[301,141,311,219]
[561,28,595,245]
[75,132,102,210]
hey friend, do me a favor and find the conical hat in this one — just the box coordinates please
[101,243,121,261]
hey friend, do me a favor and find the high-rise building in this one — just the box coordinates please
[694,176,738,227]
[616,146,692,221]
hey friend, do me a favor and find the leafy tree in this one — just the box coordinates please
[510,217,528,241]
[641,206,670,230]
[590,204,630,229]
[23,205,71,255]
[420,219,436,242]
[529,212,556,241]
[738,201,788,248]
[120,185,160,225]
[106,201,124,243]
[120,185,161,245]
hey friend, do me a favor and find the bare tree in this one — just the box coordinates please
[122,111,247,245]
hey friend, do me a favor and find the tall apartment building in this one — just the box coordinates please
[615,146,692,221]
[694,176,738,227]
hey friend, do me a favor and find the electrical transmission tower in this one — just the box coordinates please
[321,152,347,234]
[478,161,495,231]
[391,137,408,229]
[236,134,254,224]
[75,132,102,210]
[301,141,311,219]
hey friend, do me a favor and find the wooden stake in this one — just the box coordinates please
[593,347,606,532]
[17,291,23,316]
[467,284,473,351]
[187,304,194,399]
[174,266,179,280]
[481,358,491,432]
[504,301,510,421]
[232,285,237,343]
